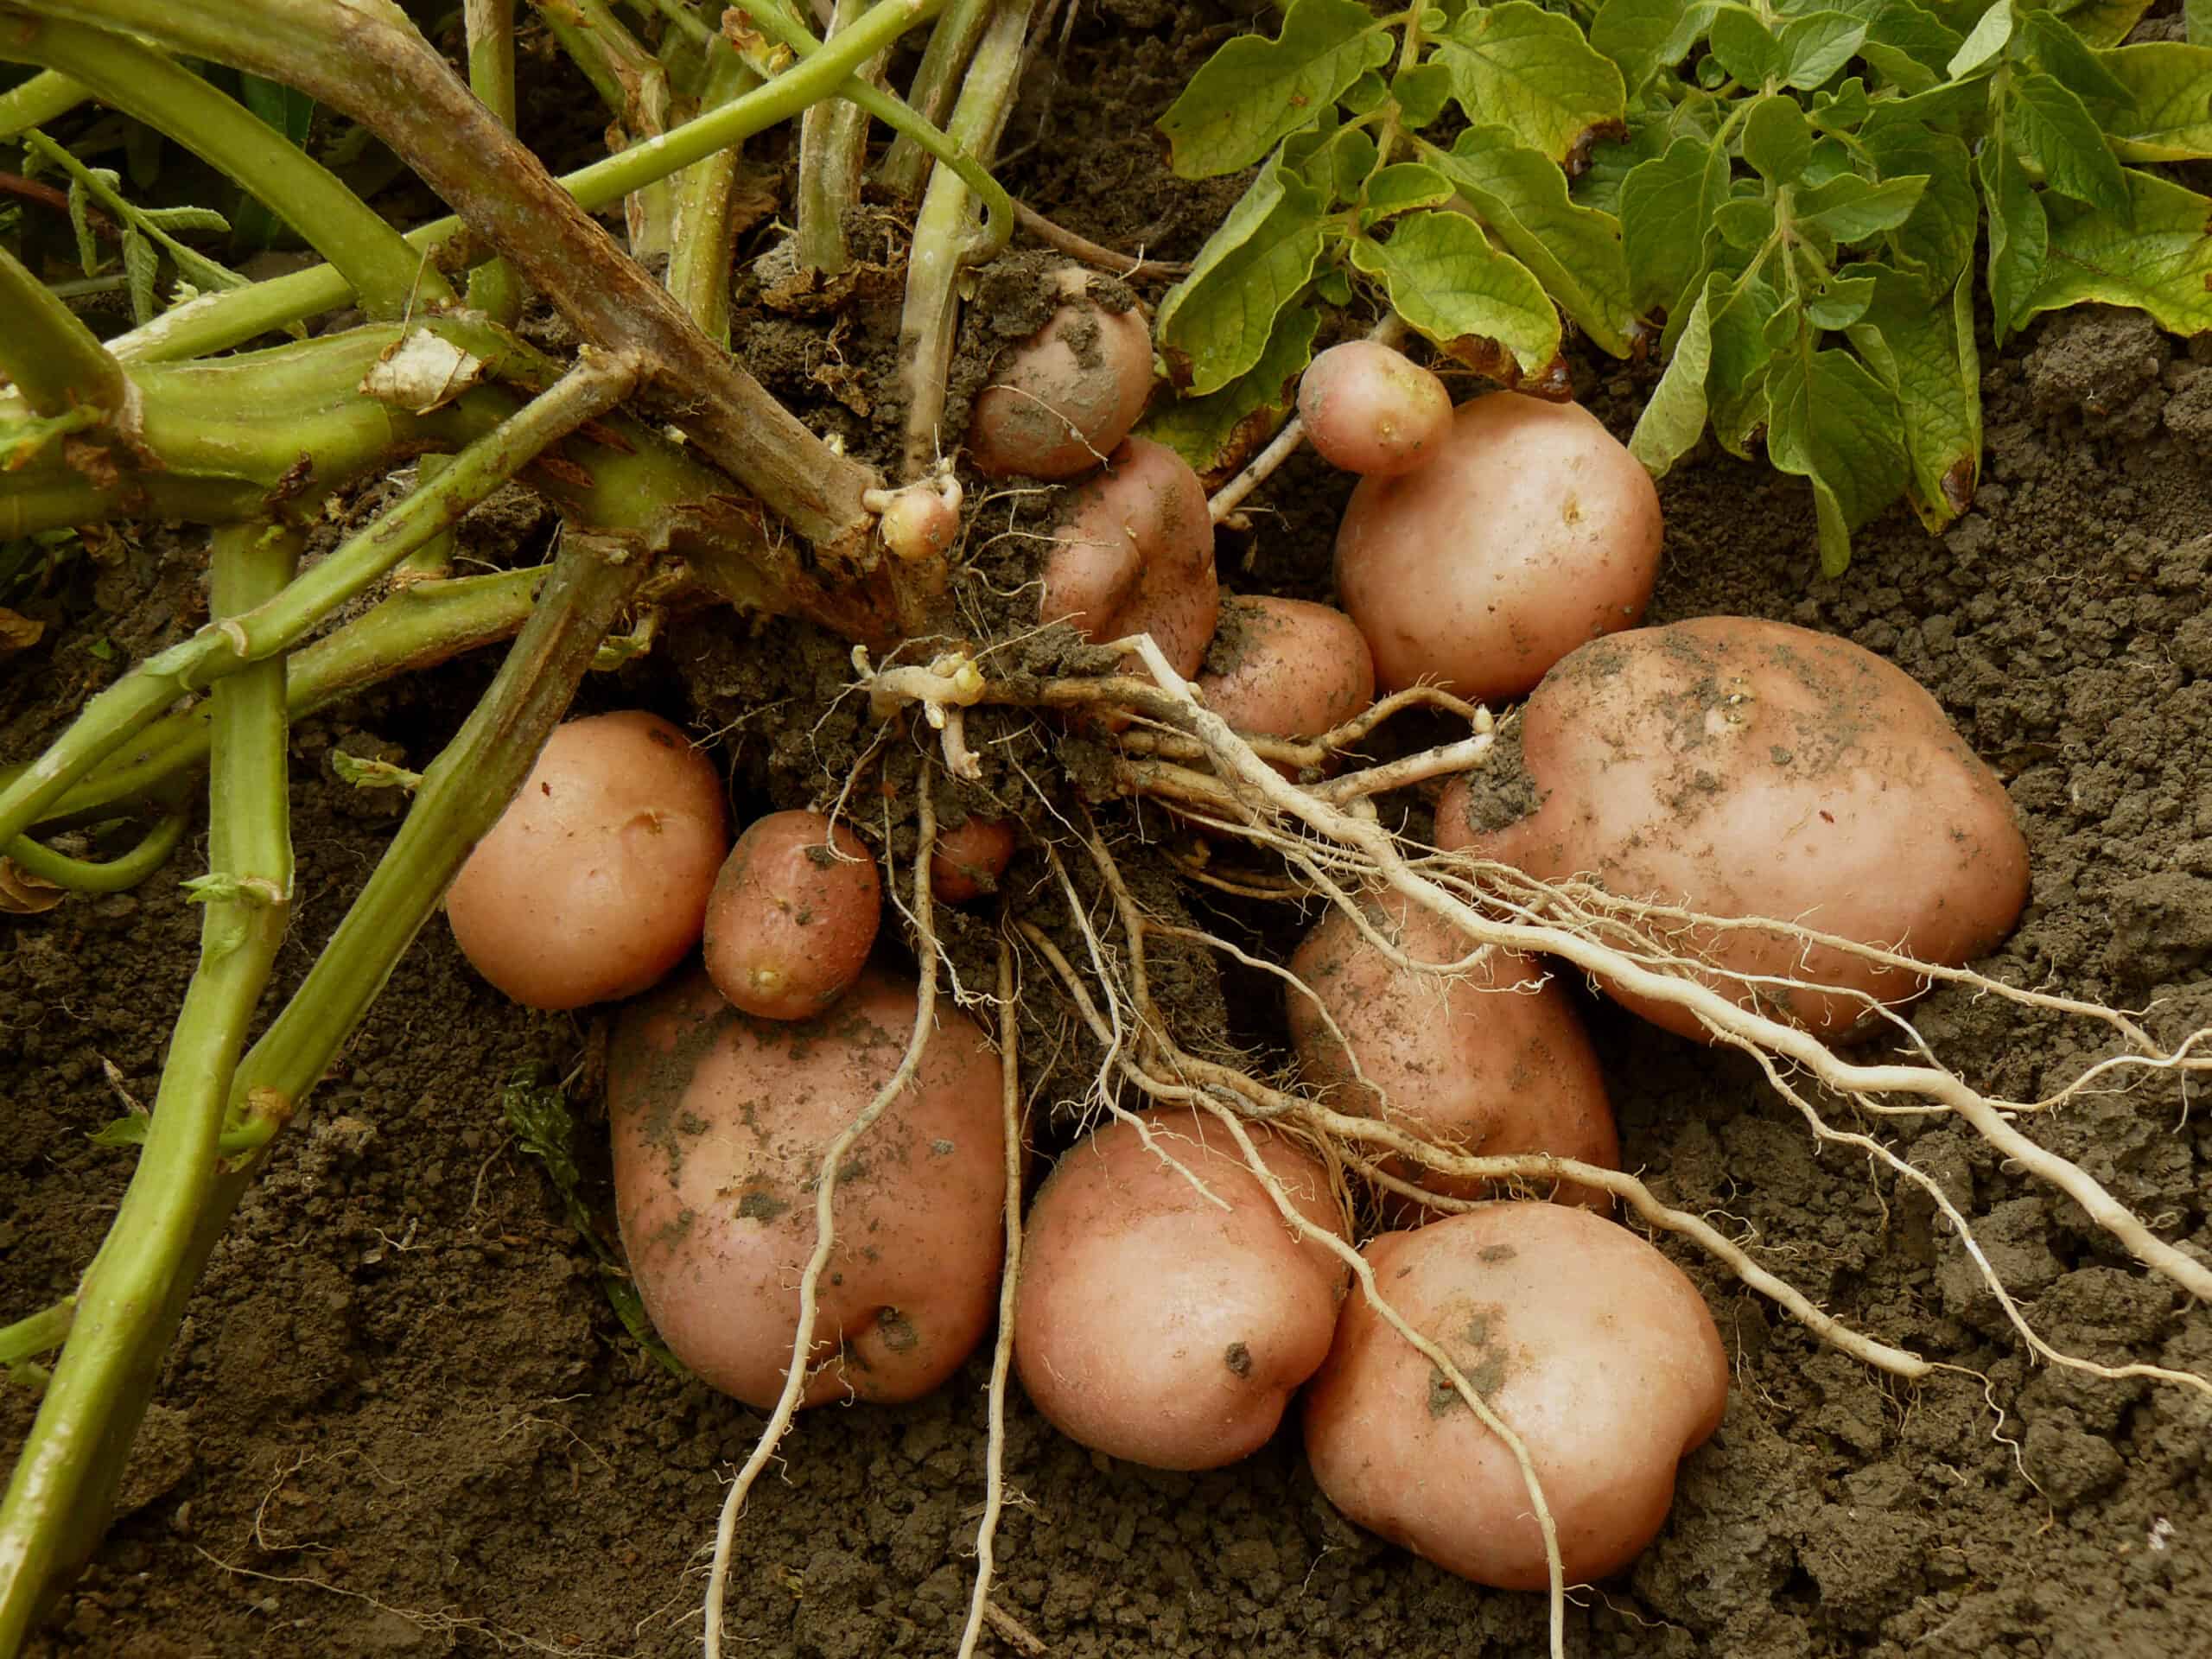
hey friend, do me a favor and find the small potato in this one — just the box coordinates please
[1286,893,1616,1215]
[703,810,880,1020]
[1434,617,2031,1039]
[610,969,1006,1409]
[1298,340,1452,478]
[1039,435,1219,678]
[1014,1108,1350,1471]
[1302,1203,1728,1590]
[1335,394,1662,703]
[930,816,1017,904]
[447,710,727,1010]
[969,267,1154,480]
[1197,595,1376,753]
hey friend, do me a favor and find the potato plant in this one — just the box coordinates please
[1,3,2210,1659]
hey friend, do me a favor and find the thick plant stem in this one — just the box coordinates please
[3,0,922,560]
[463,0,523,325]
[897,0,1033,476]
[0,243,130,419]
[0,15,455,317]
[664,41,761,344]
[795,0,879,276]
[0,522,298,1654]
[0,347,647,851]
[0,63,78,134]
[877,0,992,198]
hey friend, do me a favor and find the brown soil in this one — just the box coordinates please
[8,9,2212,1659]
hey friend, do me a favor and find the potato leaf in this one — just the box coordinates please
[1158,162,1332,394]
[1765,344,1909,575]
[1349,209,1564,385]
[1621,133,1730,312]
[1362,162,1454,226]
[1428,127,1642,354]
[1707,271,1786,454]
[2008,73,2133,219]
[1745,94,1817,183]
[1847,265,1981,530]
[1159,0,1392,178]
[2052,0,2154,48]
[1978,137,2050,341]
[1140,305,1319,484]
[1796,173,1930,244]
[1430,1,1628,165]
[1630,273,1718,474]
[2022,168,2212,335]
[1948,1,2014,78]
[1709,7,1784,85]
[1862,126,1976,285]
[1777,11,1869,88]
[2092,42,2212,161]
[1591,0,1709,90]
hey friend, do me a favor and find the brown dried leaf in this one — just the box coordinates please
[0,859,66,914]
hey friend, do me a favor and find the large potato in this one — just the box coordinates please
[610,969,1005,1409]
[1014,1108,1349,1471]
[1197,594,1376,749]
[968,267,1154,480]
[1039,436,1219,678]
[447,710,728,1010]
[1335,394,1662,703]
[1286,893,1617,1214]
[1302,1203,1727,1590]
[1436,617,2031,1039]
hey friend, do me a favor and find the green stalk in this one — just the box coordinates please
[5,809,188,891]
[98,0,950,368]
[0,63,77,133]
[0,347,646,849]
[876,0,992,198]
[896,0,1033,475]
[664,40,762,343]
[528,0,677,260]
[0,243,128,418]
[1,16,454,317]
[0,1300,73,1368]
[28,567,543,826]
[0,521,298,1655]
[464,0,524,326]
[796,0,880,276]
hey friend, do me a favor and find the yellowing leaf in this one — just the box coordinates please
[1349,210,1565,387]
[1432,2,1628,167]
[2023,167,2212,335]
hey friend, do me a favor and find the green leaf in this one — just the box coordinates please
[1947,0,2013,78]
[120,226,158,327]
[1348,209,1565,385]
[1745,93,1816,181]
[1631,273,1718,474]
[1846,264,1980,529]
[2052,0,2153,48]
[65,178,98,278]
[1806,271,1877,327]
[1796,171,1929,240]
[137,205,232,234]
[1572,110,1679,214]
[1862,41,1942,91]
[1765,344,1908,574]
[1394,60,1454,126]
[1813,76,1875,130]
[1343,70,1391,114]
[1159,0,1393,177]
[1806,0,1965,74]
[2018,9,2133,105]
[2193,0,2212,46]
[2022,167,2212,334]
[1431,127,1642,355]
[1708,271,1786,451]
[1591,0,1689,89]
[2094,42,2212,161]
[2009,73,2132,219]
[1621,133,1730,310]
[1363,162,1455,224]
[1158,163,1333,394]
[1859,74,1990,137]
[232,73,316,251]
[1862,126,1976,283]
[1431,1,1629,165]
[1709,6,1784,83]
[1717,196,1778,248]
[1306,126,1381,201]
[1977,137,2049,341]
[1778,11,1869,87]
[1140,306,1320,482]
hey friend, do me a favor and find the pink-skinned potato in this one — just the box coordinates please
[1302,1203,1727,1590]
[1014,1108,1350,1471]
[969,267,1154,480]
[1287,892,1617,1215]
[1197,595,1376,757]
[1335,394,1662,703]
[930,815,1017,904]
[446,710,728,1010]
[610,969,1006,1409]
[1298,340,1452,479]
[1039,436,1219,678]
[703,809,880,1020]
[1435,617,2031,1039]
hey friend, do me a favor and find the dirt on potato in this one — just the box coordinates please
[7,8,2212,1659]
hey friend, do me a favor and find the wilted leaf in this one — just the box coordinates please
[0,607,44,653]
[359,329,490,415]
[1630,272,1716,474]
[0,859,65,914]
[1140,305,1319,484]
[1847,265,1981,530]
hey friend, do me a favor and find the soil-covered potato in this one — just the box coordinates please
[1335,394,1662,703]
[608,969,1006,1410]
[968,267,1154,480]
[930,815,1017,903]
[445,710,728,1010]
[1287,893,1617,1214]
[702,809,881,1020]
[1437,616,2032,1039]
[1197,594,1376,752]
[1039,435,1220,678]
[1014,1107,1350,1471]
[1301,1203,1728,1590]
